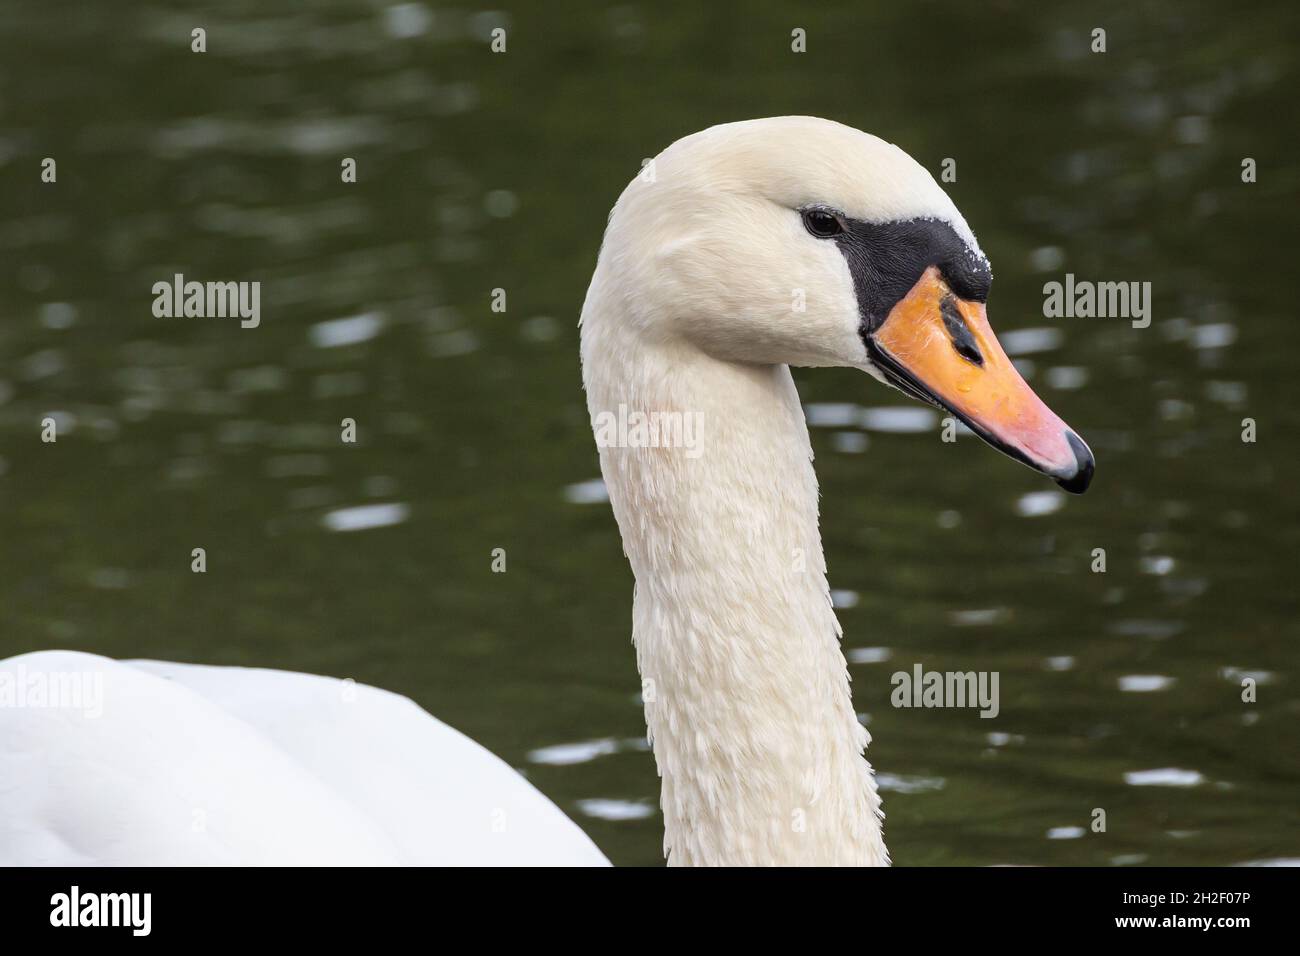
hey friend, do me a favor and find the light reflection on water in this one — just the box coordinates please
[321,502,410,533]
[0,1,1295,866]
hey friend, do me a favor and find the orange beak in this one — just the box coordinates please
[865,266,1094,493]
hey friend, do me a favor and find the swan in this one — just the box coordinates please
[0,116,1092,868]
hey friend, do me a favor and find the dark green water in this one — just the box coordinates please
[1,2,1296,865]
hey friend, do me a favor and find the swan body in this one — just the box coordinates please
[0,116,1091,867]
[0,651,607,865]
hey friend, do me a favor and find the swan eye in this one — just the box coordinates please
[802,209,844,238]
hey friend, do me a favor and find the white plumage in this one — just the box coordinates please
[0,651,607,865]
[576,117,982,864]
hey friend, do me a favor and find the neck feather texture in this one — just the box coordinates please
[581,291,887,866]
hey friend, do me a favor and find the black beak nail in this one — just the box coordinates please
[1055,430,1095,494]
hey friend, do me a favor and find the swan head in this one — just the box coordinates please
[598,116,1094,493]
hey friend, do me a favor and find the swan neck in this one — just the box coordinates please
[581,302,887,866]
